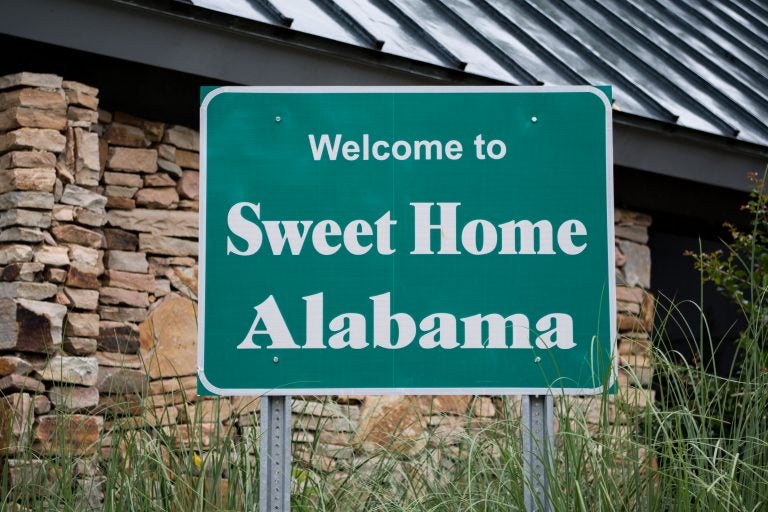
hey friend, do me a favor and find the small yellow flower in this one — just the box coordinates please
[193,452,202,470]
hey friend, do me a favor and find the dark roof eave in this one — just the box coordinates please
[108,0,504,86]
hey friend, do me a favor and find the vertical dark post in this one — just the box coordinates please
[522,394,554,512]
[260,395,292,512]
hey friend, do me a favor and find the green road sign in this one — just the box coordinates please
[199,86,616,396]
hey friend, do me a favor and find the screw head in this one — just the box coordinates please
[273,356,279,363]
[531,116,538,123]
[275,116,281,122]
[534,356,542,363]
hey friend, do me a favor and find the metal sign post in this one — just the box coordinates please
[522,394,554,512]
[260,395,292,512]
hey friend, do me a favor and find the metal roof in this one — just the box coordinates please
[190,0,768,147]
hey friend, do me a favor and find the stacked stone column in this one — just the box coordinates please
[0,73,104,503]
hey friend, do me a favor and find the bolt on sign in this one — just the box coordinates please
[198,86,616,396]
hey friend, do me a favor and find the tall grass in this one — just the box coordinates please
[2,332,765,512]
[3,182,768,510]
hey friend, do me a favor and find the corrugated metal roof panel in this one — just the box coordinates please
[190,0,768,147]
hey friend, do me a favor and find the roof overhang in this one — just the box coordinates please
[2,0,766,191]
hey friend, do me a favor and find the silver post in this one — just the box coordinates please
[522,394,554,512]
[260,395,292,512]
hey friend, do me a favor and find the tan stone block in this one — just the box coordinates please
[154,278,171,297]
[66,262,101,290]
[163,125,198,151]
[49,386,99,412]
[46,268,68,283]
[53,203,75,221]
[74,129,100,184]
[98,306,148,323]
[0,298,66,351]
[105,250,148,273]
[34,414,103,455]
[63,337,98,356]
[65,89,99,111]
[0,282,57,300]
[0,209,51,229]
[0,87,66,111]
[157,158,182,176]
[166,265,197,298]
[0,128,66,153]
[0,167,56,193]
[0,392,34,453]
[107,147,157,173]
[157,144,176,161]
[616,286,644,304]
[106,196,135,210]
[617,313,644,333]
[75,207,107,227]
[0,227,45,243]
[642,292,654,332]
[104,185,137,198]
[0,150,56,169]
[97,392,143,417]
[175,149,199,170]
[164,423,226,449]
[98,320,139,354]
[38,355,98,386]
[179,399,232,423]
[97,321,140,354]
[103,228,138,251]
[107,209,198,237]
[62,80,98,96]
[177,170,199,200]
[112,111,164,142]
[104,171,142,187]
[67,106,99,124]
[0,244,33,264]
[139,234,197,256]
[0,356,33,377]
[617,334,651,356]
[65,313,100,338]
[104,269,155,292]
[67,244,102,267]
[95,366,147,395]
[63,288,99,310]
[94,350,142,369]
[52,224,102,248]
[615,208,652,227]
[354,396,426,455]
[149,375,197,396]
[135,187,178,209]
[61,183,106,210]
[99,287,149,308]
[34,394,51,415]
[0,190,54,210]
[0,72,62,91]
[144,173,175,187]
[0,107,67,131]
[0,262,44,282]
[617,300,641,314]
[0,375,45,394]
[471,397,496,417]
[105,122,148,148]
[139,295,197,379]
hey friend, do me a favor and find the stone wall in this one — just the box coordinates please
[0,72,655,489]
[0,72,203,487]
